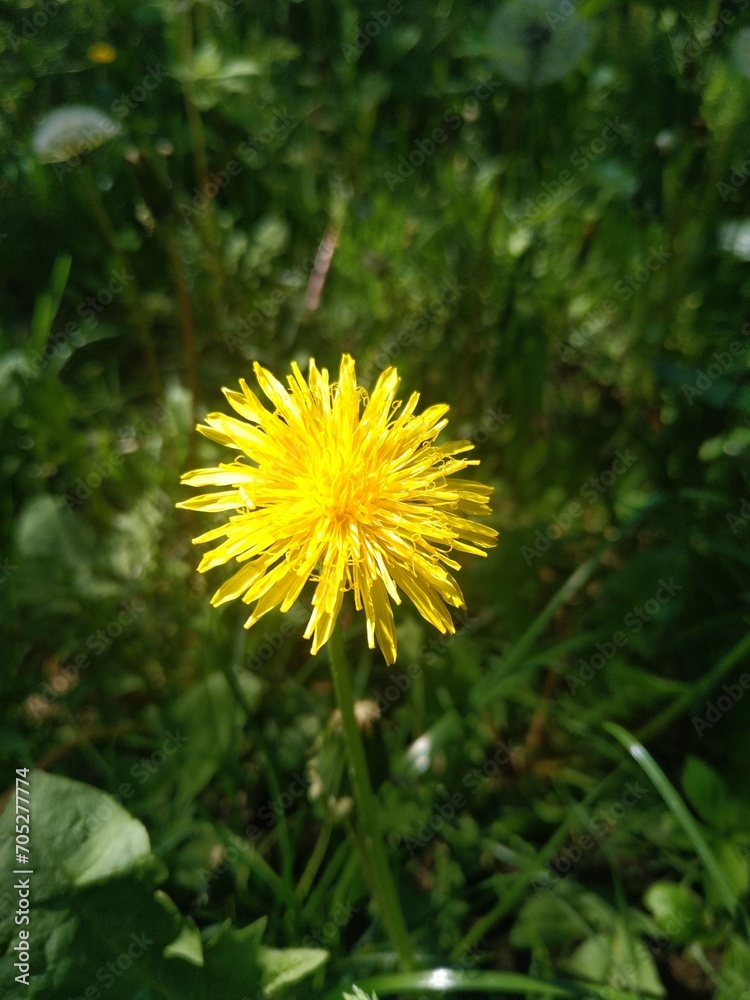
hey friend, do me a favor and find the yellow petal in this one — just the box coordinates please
[177,354,497,664]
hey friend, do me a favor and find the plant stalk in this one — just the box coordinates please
[328,622,413,970]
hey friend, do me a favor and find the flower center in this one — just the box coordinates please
[314,458,380,529]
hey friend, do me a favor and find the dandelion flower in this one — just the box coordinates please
[32,106,120,164]
[487,0,593,87]
[88,42,118,64]
[178,355,497,663]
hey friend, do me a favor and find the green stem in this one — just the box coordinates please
[328,622,414,970]
[296,815,333,901]
[177,4,224,312]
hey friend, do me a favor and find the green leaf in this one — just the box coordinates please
[0,773,184,998]
[197,920,266,994]
[258,945,329,996]
[217,57,262,78]
[563,933,611,982]
[343,988,379,1000]
[682,757,729,829]
[643,881,705,945]
[13,496,122,610]
[511,891,592,950]
[0,773,314,999]
[563,923,665,996]
[28,254,72,360]
[715,840,750,900]
[2,770,152,901]
[158,893,204,966]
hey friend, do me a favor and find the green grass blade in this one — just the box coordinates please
[329,969,646,999]
[28,253,72,357]
[636,631,750,743]
[603,722,741,920]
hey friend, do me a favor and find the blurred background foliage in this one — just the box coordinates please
[1,0,750,997]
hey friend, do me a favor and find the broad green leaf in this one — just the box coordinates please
[0,772,291,1000]
[0,770,152,902]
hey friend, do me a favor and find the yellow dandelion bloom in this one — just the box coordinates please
[177,355,497,664]
[87,42,117,64]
